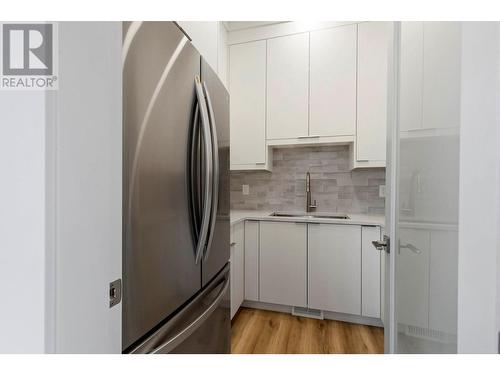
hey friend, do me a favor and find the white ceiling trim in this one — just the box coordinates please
[227,21,362,45]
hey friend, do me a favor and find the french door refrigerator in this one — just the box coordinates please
[122,21,230,354]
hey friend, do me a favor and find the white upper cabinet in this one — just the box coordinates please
[229,40,268,168]
[356,22,391,163]
[400,22,461,132]
[422,22,461,130]
[400,22,424,132]
[309,24,357,137]
[267,33,309,140]
[227,22,391,169]
[177,22,219,73]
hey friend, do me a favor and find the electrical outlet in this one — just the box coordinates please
[242,184,250,195]
[379,185,386,198]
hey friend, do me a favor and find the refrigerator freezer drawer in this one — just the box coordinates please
[127,263,230,354]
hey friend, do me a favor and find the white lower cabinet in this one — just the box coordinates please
[396,228,430,328]
[361,226,382,318]
[244,220,260,301]
[240,219,383,323]
[230,222,245,319]
[308,224,361,315]
[259,222,307,307]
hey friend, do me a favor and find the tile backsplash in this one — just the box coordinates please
[230,145,386,215]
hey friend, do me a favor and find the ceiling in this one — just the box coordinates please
[223,21,288,31]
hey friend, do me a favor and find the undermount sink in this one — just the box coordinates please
[269,212,350,220]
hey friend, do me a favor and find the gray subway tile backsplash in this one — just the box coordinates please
[230,145,386,214]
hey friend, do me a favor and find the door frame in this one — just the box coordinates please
[384,21,400,354]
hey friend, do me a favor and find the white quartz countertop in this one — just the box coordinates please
[230,210,385,227]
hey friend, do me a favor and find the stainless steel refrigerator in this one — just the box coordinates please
[122,21,230,354]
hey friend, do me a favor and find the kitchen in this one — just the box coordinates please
[222,21,389,353]
[2,18,498,357]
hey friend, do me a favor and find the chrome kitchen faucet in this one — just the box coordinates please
[305,172,317,212]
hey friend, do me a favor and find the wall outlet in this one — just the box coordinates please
[379,185,386,198]
[242,184,250,195]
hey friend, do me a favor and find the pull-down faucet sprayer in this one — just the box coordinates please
[306,172,317,212]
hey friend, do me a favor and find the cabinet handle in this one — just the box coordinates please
[298,135,320,139]
[399,242,422,254]
[230,242,236,247]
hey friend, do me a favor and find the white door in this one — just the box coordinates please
[385,22,461,354]
[266,33,309,140]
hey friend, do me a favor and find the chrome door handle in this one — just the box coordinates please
[372,235,390,253]
[399,242,422,254]
[202,81,219,262]
[194,75,213,264]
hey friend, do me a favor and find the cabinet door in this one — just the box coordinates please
[229,41,267,166]
[429,230,458,335]
[244,221,259,301]
[230,222,245,319]
[396,228,430,328]
[400,22,423,132]
[361,226,381,318]
[267,33,309,140]
[399,22,461,132]
[308,224,361,315]
[422,22,461,130]
[356,22,391,162]
[230,237,236,318]
[259,222,307,307]
[309,24,357,137]
[177,22,218,73]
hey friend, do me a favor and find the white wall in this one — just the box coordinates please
[0,90,48,353]
[0,21,122,354]
[53,22,122,353]
[458,21,500,353]
[497,24,500,354]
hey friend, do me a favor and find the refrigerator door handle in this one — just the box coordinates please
[202,82,219,262]
[152,274,228,354]
[188,102,201,240]
[193,75,213,264]
[129,264,230,354]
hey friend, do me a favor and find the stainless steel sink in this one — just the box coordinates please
[269,212,350,220]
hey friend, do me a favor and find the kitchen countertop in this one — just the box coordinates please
[230,210,385,227]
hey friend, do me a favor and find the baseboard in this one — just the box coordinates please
[241,300,384,328]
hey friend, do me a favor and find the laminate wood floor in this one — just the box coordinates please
[231,308,384,354]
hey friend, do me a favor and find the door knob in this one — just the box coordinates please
[372,235,390,253]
